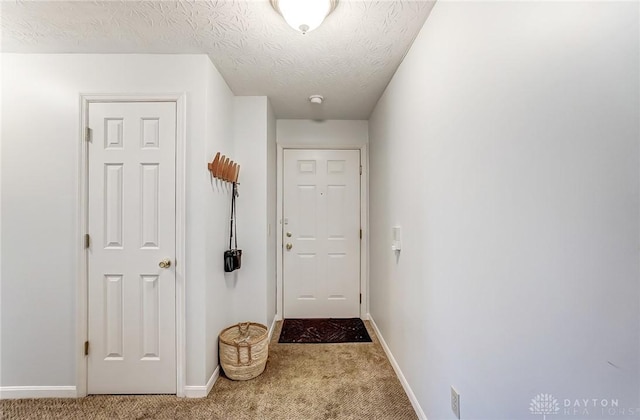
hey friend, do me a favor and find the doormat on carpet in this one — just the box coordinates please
[278,318,372,343]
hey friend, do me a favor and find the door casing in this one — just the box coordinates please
[76,94,187,397]
[276,144,369,321]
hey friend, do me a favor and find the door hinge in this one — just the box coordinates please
[84,233,90,249]
[84,341,89,356]
[85,127,92,142]
[360,229,362,240]
[359,165,362,175]
[359,294,362,304]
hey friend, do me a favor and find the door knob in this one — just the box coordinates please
[286,243,293,251]
[159,258,172,269]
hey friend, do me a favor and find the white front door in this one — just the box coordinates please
[87,102,176,394]
[283,149,361,318]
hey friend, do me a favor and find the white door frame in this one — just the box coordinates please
[276,144,369,320]
[76,93,187,397]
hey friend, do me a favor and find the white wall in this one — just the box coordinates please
[368,2,639,419]
[266,101,277,327]
[204,60,237,386]
[0,53,4,387]
[0,54,235,390]
[277,119,368,147]
[232,97,277,326]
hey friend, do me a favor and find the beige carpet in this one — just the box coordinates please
[1,321,417,419]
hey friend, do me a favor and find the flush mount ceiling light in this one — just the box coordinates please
[270,0,338,35]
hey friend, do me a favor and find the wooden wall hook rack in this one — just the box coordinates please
[207,152,240,183]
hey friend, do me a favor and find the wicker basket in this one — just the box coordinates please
[219,322,269,381]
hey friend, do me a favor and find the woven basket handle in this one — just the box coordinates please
[235,342,253,366]
[238,322,251,339]
[234,322,252,366]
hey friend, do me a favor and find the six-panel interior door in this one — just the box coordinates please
[87,102,176,394]
[283,149,361,318]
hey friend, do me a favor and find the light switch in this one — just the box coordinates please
[392,226,402,252]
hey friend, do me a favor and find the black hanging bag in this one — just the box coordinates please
[224,183,242,272]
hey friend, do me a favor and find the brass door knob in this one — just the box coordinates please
[286,243,293,251]
[159,258,172,269]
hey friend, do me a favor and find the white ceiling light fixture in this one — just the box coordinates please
[309,95,324,104]
[271,0,338,35]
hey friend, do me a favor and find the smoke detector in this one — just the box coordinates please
[309,95,324,104]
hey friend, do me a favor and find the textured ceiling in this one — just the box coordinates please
[1,0,435,119]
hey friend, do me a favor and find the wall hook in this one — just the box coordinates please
[208,152,240,184]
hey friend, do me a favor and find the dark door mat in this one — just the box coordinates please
[279,318,372,344]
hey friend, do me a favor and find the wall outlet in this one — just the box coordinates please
[451,386,461,419]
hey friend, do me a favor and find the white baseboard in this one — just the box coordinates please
[368,314,427,420]
[268,314,281,342]
[183,366,219,398]
[0,386,77,399]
